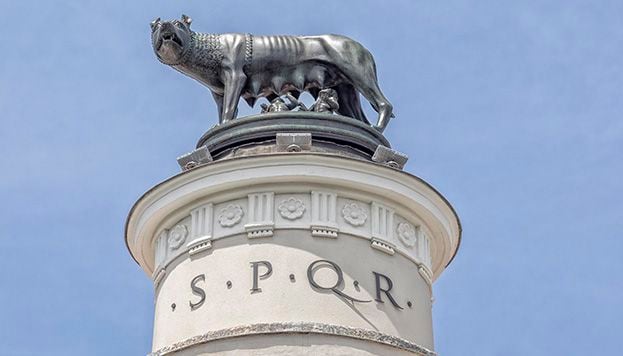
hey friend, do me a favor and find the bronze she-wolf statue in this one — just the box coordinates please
[151,15,394,132]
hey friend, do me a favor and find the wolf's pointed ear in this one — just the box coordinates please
[181,14,192,27]
[150,17,161,32]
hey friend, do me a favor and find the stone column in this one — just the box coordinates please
[126,129,460,355]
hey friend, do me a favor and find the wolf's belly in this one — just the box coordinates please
[242,61,343,100]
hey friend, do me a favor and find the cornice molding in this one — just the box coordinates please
[126,154,461,281]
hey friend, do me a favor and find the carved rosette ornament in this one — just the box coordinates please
[397,222,417,248]
[218,205,244,227]
[342,203,367,226]
[278,198,305,220]
[168,224,188,249]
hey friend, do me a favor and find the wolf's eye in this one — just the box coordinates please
[176,21,185,28]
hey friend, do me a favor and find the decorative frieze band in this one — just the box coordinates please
[153,192,433,283]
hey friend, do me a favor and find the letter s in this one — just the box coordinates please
[189,274,206,310]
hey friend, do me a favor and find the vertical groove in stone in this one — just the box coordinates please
[371,202,394,241]
[311,191,319,222]
[247,192,274,225]
[249,194,256,222]
[154,229,168,269]
[190,203,213,240]
[311,191,337,227]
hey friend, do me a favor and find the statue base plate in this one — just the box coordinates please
[196,112,390,160]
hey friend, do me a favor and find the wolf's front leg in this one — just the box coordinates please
[221,69,246,123]
[211,92,224,120]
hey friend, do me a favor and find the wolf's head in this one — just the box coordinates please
[151,15,193,65]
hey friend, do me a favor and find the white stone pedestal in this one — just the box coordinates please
[125,154,460,355]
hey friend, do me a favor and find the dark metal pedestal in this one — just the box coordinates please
[196,112,390,160]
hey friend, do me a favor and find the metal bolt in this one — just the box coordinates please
[184,161,198,170]
[286,144,302,152]
[386,161,400,169]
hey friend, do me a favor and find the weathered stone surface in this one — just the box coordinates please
[275,133,312,152]
[149,322,436,356]
[177,146,212,171]
[372,145,409,169]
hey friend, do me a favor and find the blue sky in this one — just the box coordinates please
[1,1,621,355]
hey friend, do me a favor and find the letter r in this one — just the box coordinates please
[373,271,403,309]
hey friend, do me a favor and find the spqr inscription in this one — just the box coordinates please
[188,259,405,311]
